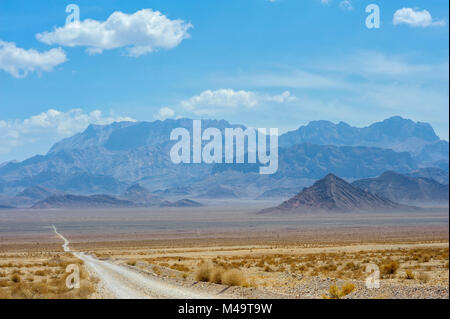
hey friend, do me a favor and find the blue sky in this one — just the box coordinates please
[0,0,448,162]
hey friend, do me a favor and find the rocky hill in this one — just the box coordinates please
[120,184,164,205]
[196,185,239,199]
[32,194,136,209]
[352,171,449,203]
[407,168,449,185]
[255,187,299,200]
[260,174,402,214]
[17,186,64,201]
[31,192,203,209]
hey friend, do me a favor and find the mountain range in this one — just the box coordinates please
[279,116,448,162]
[30,184,203,209]
[0,116,448,205]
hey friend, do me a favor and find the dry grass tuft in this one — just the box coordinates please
[195,263,212,282]
[194,263,245,287]
[323,282,355,299]
[380,260,399,276]
[211,267,225,284]
[11,274,21,283]
[126,260,137,266]
[222,269,244,287]
[404,270,415,280]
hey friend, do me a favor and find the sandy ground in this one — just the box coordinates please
[0,207,448,299]
[80,240,448,299]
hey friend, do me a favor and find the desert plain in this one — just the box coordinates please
[0,201,448,299]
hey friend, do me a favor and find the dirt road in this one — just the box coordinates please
[52,225,214,299]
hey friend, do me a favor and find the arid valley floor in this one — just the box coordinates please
[0,202,448,299]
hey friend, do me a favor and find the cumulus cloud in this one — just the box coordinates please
[0,109,135,157]
[155,107,175,120]
[0,40,67,78]
[393,8,446,27]
[181,89,295,115]
[36,9,192,57]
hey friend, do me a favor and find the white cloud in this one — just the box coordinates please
[36,9,192,57]
[181,89,295,115]
[0,109,135,157]
[0,40,67,78]
[393,8,446,27]
[182,89,258,115]
[155,107,175,120]
[265,91,296,103]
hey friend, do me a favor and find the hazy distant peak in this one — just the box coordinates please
[280,116,441,155]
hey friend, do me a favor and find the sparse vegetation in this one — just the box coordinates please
[11,274,20,283]
[323,282,355,299]
[380,260,399,276]
[194,263,245,287]
[222,269,244,287]
[195,263,212,282]
[1,238,446,299]
[404,270,415,280]
[0,252,97,299]
[126,260,137,266]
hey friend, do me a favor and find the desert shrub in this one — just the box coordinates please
[323,282,355,299]
[222,269,244,286]
[341,282,355,296]
[380,260,399,275]
[320,262,337,272]
[327,284,340,299]
[126,260,137,266]
[344,262,361,271]
[264,265,273,272]
[11,274,20,283]
[404,270,415,280]
[152,266,161,276]
[210,267,225,284]
[195,264,211,282]
[169,263,190,272]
